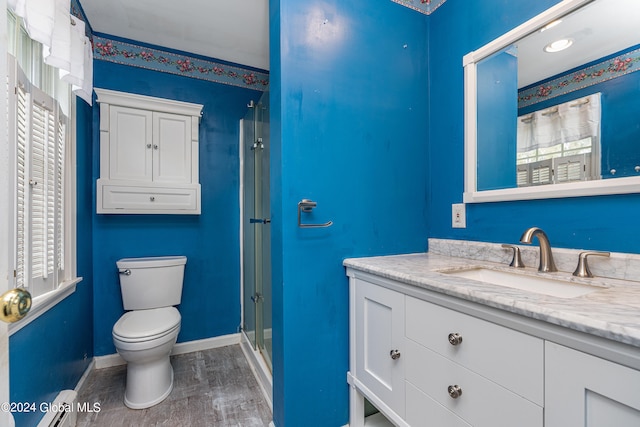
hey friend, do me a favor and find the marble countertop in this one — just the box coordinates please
[344,248,640,348]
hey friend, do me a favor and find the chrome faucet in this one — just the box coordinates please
[520,227,558,272]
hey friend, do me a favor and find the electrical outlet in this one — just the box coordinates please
[452,203,466,228]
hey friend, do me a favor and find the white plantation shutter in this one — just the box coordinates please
[56,112,65,275]
[15,72,29,289]
[10,57,68,297]
[554,154,587,184]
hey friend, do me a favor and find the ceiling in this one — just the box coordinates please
[78,0,270,71]
[517,0,640,87]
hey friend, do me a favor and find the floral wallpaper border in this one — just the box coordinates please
[518,47,640,108]
[391,0,447,15]
[92,36,269,91]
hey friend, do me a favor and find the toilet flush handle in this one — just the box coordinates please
[119,269,131,276]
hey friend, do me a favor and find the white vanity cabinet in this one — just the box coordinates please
[95,89,203,214]
[348,272,543,427]
[347,266,640,427]
[545,342,640,426]
[353,278,406,417]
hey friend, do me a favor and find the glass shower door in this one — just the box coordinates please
[242,93,272,371]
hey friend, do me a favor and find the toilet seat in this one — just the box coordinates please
[113,307,181,343]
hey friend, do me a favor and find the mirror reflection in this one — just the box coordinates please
[473,0,640,193]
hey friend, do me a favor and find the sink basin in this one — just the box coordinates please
[439,267,603,298]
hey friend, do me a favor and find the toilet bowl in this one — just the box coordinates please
[112,256,186,409]
[113,307,181,409]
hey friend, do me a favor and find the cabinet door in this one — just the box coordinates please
[355,279,405,416]
[153,112,192,183]
[109,105,153,182]
[545,341,640,426]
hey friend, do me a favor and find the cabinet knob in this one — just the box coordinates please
[447,385,462,399]
[150,196,155,202]
[448,333,463,346]
[153,144,159,150]
[146,143,152,149]
[389,349,401,360]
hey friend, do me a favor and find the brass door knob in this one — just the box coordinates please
[0,288,32,323]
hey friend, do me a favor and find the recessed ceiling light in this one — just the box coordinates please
[544,38,573,53]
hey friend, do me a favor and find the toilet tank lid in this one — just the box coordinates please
[116,256,187,269]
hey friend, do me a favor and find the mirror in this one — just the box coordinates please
[463,0,640,202]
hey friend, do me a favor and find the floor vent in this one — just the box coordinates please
[37,390,77,427]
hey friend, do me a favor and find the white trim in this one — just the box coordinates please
[74,358,95,394]
[1,3,14,426]
[94,88,203,117]
[464,175,640,203]
[239,119,245,332]
[8,277,82,335]
[461,0,632,203]
[94,333,242,369]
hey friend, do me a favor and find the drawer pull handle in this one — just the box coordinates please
[389,349,401,360]
[448,333,463,346]
[448,385,462,399]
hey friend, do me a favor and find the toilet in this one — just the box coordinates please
[112,255,187,409]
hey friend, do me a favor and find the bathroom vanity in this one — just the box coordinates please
[345,239,640,427]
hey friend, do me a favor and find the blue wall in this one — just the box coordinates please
[91,56,264,355]
[477,49,518,190]
[428,0,640,254]
[270,0,429,425]
[9,100,94,427]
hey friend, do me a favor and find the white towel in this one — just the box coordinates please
[43,0,72,71]
[60,17,85,87]
[23,0,56,46]
[72,36,94,106]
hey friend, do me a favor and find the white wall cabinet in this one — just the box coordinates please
[347,270,640,427]
[95,89,203,214]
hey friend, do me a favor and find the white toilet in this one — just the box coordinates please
[112,256,187,409]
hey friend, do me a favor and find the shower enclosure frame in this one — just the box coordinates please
[239,93,272,407]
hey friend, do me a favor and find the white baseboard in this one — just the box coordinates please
[94,333,242,369]
[74,358,95,393]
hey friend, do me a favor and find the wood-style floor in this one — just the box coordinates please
[76,345,272,427]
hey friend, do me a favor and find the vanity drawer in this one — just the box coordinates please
[405,339,543,427]
[405,296,543,405]
[406,382,471,427]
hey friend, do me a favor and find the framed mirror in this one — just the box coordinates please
[463,0,640,202]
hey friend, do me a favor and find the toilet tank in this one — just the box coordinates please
[116,256,187,310]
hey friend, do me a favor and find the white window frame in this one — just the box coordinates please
[6,15,80,334]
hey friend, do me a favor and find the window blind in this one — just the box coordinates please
[11,58,67,297]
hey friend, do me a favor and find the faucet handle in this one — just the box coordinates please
[501,244,525,268]
[572,251,610,278]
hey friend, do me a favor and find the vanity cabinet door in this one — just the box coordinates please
[354,278,405,417]
[545,341,640,427]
